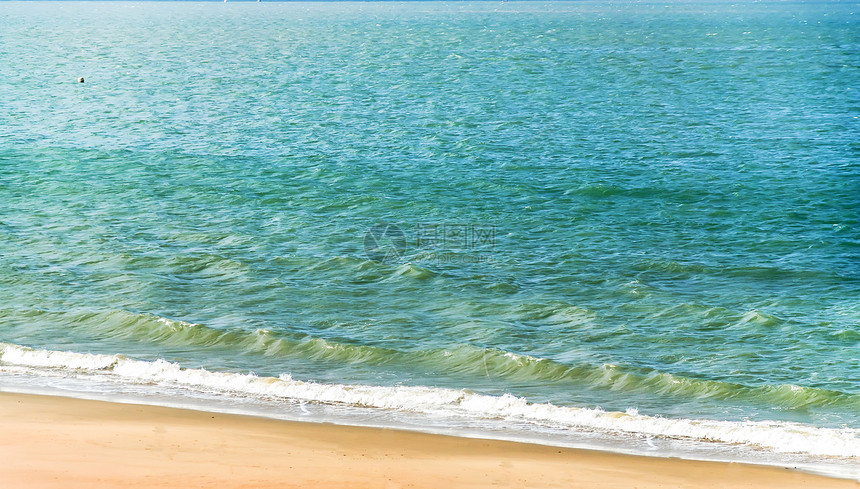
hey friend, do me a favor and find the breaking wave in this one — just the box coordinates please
[1,342,858,459]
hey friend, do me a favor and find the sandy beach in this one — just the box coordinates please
[0,392,854,489]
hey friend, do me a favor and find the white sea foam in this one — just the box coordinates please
[1,342,858,459]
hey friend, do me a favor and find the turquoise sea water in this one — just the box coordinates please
[1,0,858,474]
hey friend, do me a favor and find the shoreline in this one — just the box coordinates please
[0,391,856,488]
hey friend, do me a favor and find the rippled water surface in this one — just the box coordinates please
[0,0,858,470]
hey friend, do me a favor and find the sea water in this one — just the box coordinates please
[0,0,858,479]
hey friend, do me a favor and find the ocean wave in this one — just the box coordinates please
[14,308,858,411]
[633,258,854,283]
[1,342,859,459]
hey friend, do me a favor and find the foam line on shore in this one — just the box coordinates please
[2,342,858,460]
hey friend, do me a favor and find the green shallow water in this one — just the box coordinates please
[0,1,858,432]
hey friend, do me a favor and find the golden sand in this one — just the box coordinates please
[0,392,854,488]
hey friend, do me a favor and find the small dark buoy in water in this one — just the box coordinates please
[77,77,85,83]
